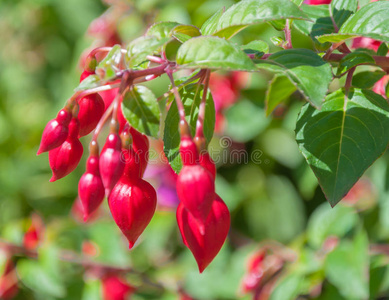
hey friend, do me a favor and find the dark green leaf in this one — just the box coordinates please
[126,36,170,69]
[163,84,215,173]
[213,0,310,39]
[296,88,389,206]
[336,51,375,75]
[265,75,296,116]
[172,25,201,43]
[241,40,269,56]
[377,42,389,56]
[74,75,100,91]
[200,8,224,35]
[352,70,386,89]
[145,21,180,39]
[317,1,389,44]
[331,0,358,28]
[256,49,332,108]
[122,85,160,138]
[176,36,257,71]
[293,4,334,50]
[325,230,369,299]
[96,45,122,81]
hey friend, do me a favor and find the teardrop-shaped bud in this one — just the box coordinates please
[100,133,125,196]
[78,155,105,221]
[102,274,135,300]
[77,94,105,137]
[108,178,157,249]
[176,165,215,224]
[49,118,83,181]
[180,136,199,166]
[121,146,142,181]
[199,152,216,179]
[130,127,149,176]
[176,195,230,273]
[37,109,72,155]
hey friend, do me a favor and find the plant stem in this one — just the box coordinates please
[284,20,292,49]
[166,71,186,123]
[195,70,210,139]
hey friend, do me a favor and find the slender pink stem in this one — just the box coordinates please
[195,70,211,139]
[166,71,186,123]
[284,20,292,49]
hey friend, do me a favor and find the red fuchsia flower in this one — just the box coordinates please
[78,153,105,222]
[304,0,331,4]
[49,118,83,181]
[80,70,95,82]
[101,274,134,300]
[199,151,216,179]
[77,94,105,137]
[351,37,382,52]
[99,133,125,196]
[108,146,157,249]
[241,251,266,294]
[373,75,389,99]
[23,214,44,250]
[176,195,230,273]
[37,108,72,155]
[0,259,18,300]
[129,127,149,176]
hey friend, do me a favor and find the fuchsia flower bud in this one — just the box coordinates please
[130,127,149,176]
[180,136,199,166]
[100,133,125,196]
[49,118,83,181]
[78,151,105,221]
[23,214,44,250]
[102,274,134,300]
[37,109,72,155]
[108,146,157,248]
[176,195,230,273]
[199,152,216,179]
[77,94,105,137]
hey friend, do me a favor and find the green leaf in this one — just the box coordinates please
[176,36,257,71]
[270,274,305,300]
[265,75,296,116]
[241,40,269,57]
[317,1,389,44]
[293,4,334,50]
[296,88,389,206]
[74,75,100,91]
[352,70,386,89]
[122,85,160,138]
[377,42,389,56]
[172,25,201,43]
[256,49,332,108]
[96,45,122,81]
[307,203,357,248]
[145,21,180,39]
[330,0,358,28]
[325,230,369,299]
[336,51,375,75]
[200,8,224,35]
[126,36,170,69]
[163,84,215,173]
[213,0,310,39]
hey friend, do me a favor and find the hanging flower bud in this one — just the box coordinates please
[176,164,215,225]
[199,152,216,179]
[0,259,18,300]
[49,118,83,181]
[102,274,135,300]
[78,144,105,221]
[99,133,125,196]
[176,195,230,273]
[108,177,157,249]
[37,109,72,155]
[77,94,105,137]
[179,120,198,166]
[23,214,44,250]
[130,127,149,176]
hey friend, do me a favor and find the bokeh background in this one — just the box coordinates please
[1,0,389,299]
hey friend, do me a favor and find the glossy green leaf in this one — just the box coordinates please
[176,36,257,71]
[122,85,160,138]
[145,21,180,39]
[172,25,201,43]
[352,70,386,89]
[377,42,389,56]
[330,0,358,28]
[200,8,224,35]
[296,88,389,206]
[336,51,375,75]
[317,1,389,44]
[96,45,122,81]
[74,75,100,91]
[265,75,296,116]
[213,0,310,39]
[126,36,170,69]
[163,84,215,173]
[293,4,334,49]
[325,230,369,299]
[256,49,332,108]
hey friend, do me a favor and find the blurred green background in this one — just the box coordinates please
[1,0,389,299]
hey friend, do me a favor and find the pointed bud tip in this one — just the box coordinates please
[83,214,89,222]
[49,176,57,182]
[128,241,135,249]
